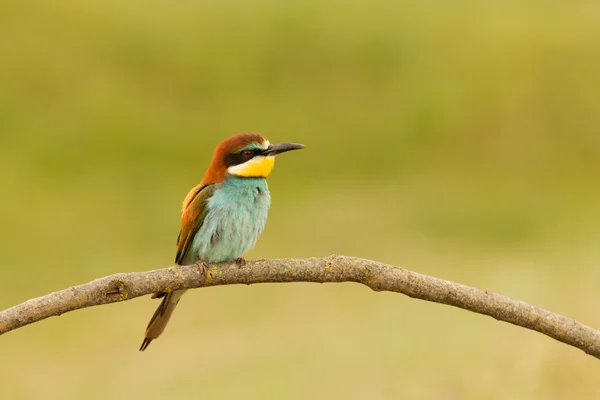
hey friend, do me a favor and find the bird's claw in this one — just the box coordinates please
[235,257,246,267]
[195,260,208,275]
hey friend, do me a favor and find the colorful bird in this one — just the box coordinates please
[140,133,304,351]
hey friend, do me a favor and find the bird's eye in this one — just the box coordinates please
[242,150,253,158]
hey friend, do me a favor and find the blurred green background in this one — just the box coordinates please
[1,0,600,398]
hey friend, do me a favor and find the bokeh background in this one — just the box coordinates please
[2,1,600,399]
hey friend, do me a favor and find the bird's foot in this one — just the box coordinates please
[235,257,246,267]
[195,260,208,275]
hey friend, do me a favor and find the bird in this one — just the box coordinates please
[139,133,304,351]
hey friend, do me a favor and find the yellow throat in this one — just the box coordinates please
[227,156,275,178]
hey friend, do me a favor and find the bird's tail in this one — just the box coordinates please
[139,289,187,351]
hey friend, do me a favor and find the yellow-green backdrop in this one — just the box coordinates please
[1,1,600,398]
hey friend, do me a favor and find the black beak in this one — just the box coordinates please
[262,143,305,156]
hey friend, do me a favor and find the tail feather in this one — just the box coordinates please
[139,289,186,351]
[139,337,153,351]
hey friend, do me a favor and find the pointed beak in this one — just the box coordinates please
[262,143,305,156]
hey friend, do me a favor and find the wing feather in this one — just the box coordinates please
[175,184,215,265]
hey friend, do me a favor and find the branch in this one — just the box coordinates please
[1,255,599,358]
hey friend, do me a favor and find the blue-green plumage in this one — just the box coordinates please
[184,177,271,264]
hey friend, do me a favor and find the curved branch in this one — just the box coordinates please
[1,255,599,358]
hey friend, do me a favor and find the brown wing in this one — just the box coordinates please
[175,184,215,265]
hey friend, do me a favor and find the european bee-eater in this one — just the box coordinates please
[140,133,304,351]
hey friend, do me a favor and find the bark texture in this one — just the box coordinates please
[1,255,599,358]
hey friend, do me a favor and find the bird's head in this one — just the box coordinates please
[201,133,304,184]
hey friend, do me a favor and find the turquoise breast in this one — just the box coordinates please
[186,177,271,264]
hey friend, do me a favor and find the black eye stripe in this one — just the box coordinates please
[224,149,263,167]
